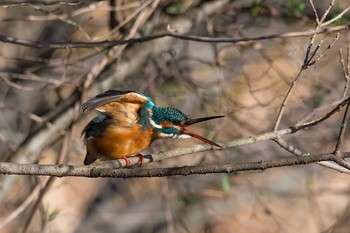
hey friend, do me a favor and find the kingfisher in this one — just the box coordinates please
[81,90,224,167]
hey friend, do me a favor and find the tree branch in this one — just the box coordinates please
[0,24,348,48]
[0,0,92,5]
[0,152,349,178]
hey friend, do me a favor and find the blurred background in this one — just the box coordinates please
[0,0,350,232]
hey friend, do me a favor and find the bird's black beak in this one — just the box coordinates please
[180,115,224,148]
[182,115,225,126]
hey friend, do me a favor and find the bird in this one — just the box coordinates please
[81,90,224,167]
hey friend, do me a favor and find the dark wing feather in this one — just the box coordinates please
[81,114,112,138]
[82,90,136,113]
[82,90,151,127]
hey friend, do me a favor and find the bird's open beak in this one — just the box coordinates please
[180,115,224,148]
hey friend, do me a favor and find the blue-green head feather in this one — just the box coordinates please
[150,107,191,136]
[152,107,190,124]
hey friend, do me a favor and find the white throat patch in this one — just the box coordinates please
[148,109,162,129]
[159,133,191,139]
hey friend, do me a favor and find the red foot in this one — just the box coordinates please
[137,154,145,165]
[121,156,131,167]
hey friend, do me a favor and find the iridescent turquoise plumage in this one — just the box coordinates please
[152,107,190,125]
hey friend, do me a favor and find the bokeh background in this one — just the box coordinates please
[0,0,350,232]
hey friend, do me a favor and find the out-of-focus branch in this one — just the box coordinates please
[0,0,162,202]
[0,152,349,178]
[0,181,44,229]
[0,24,348,48]
[0,0,95,5]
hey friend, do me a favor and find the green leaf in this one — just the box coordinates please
[221,173,230,192]
[176,195,186,208]
[251,0,262,17]
[47,208,60,221]
[166,2,184,14]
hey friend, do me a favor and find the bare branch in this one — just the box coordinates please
[0,0,90,5]
[293,96,350,131]
[0,131,16,152]
[308,33,340,66]
[339,45,350,98]
[308,0,320,25]
[309,0,320,26]
[273,69,303,131]
[0,152,349,178]
[0,181,43,229]
[334,158,350,170]
[334,98,350,156]
[0,24,348,49]
[318,0,335,25]
[273,131,350,173]
[273,137,307,157]
[322,6,350,27]
[274,10,344,132]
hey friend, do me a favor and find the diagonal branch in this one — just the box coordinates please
[334,98,350,156]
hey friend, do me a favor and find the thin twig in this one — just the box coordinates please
[319,0,335,25]
[334,98,350,156]
[273,137,308,156]
[0,104,60,132]
[21,177,54,233]
[308,0,320,25]
[334,159,350,170]
[0,76,37,91]
[95,0,153,41]
[293,96,350,131]
[310,33,340,66]
[0,131,16,152]
[322,6,350,27]
[317,161,350,173]
[339,46,350,98]
[0,72,62,85]
[295,96,348,126]
[273,135,350,173]
[273,70,303,131]
[0,181,44,229]
[302,0,338,70]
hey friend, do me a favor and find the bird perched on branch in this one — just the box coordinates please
[81,90,223,167]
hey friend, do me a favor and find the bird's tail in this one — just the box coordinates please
[84,153,97,165]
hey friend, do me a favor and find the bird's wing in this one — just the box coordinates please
[82,90,150,127]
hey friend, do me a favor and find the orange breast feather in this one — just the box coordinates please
[88,123,153,160]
